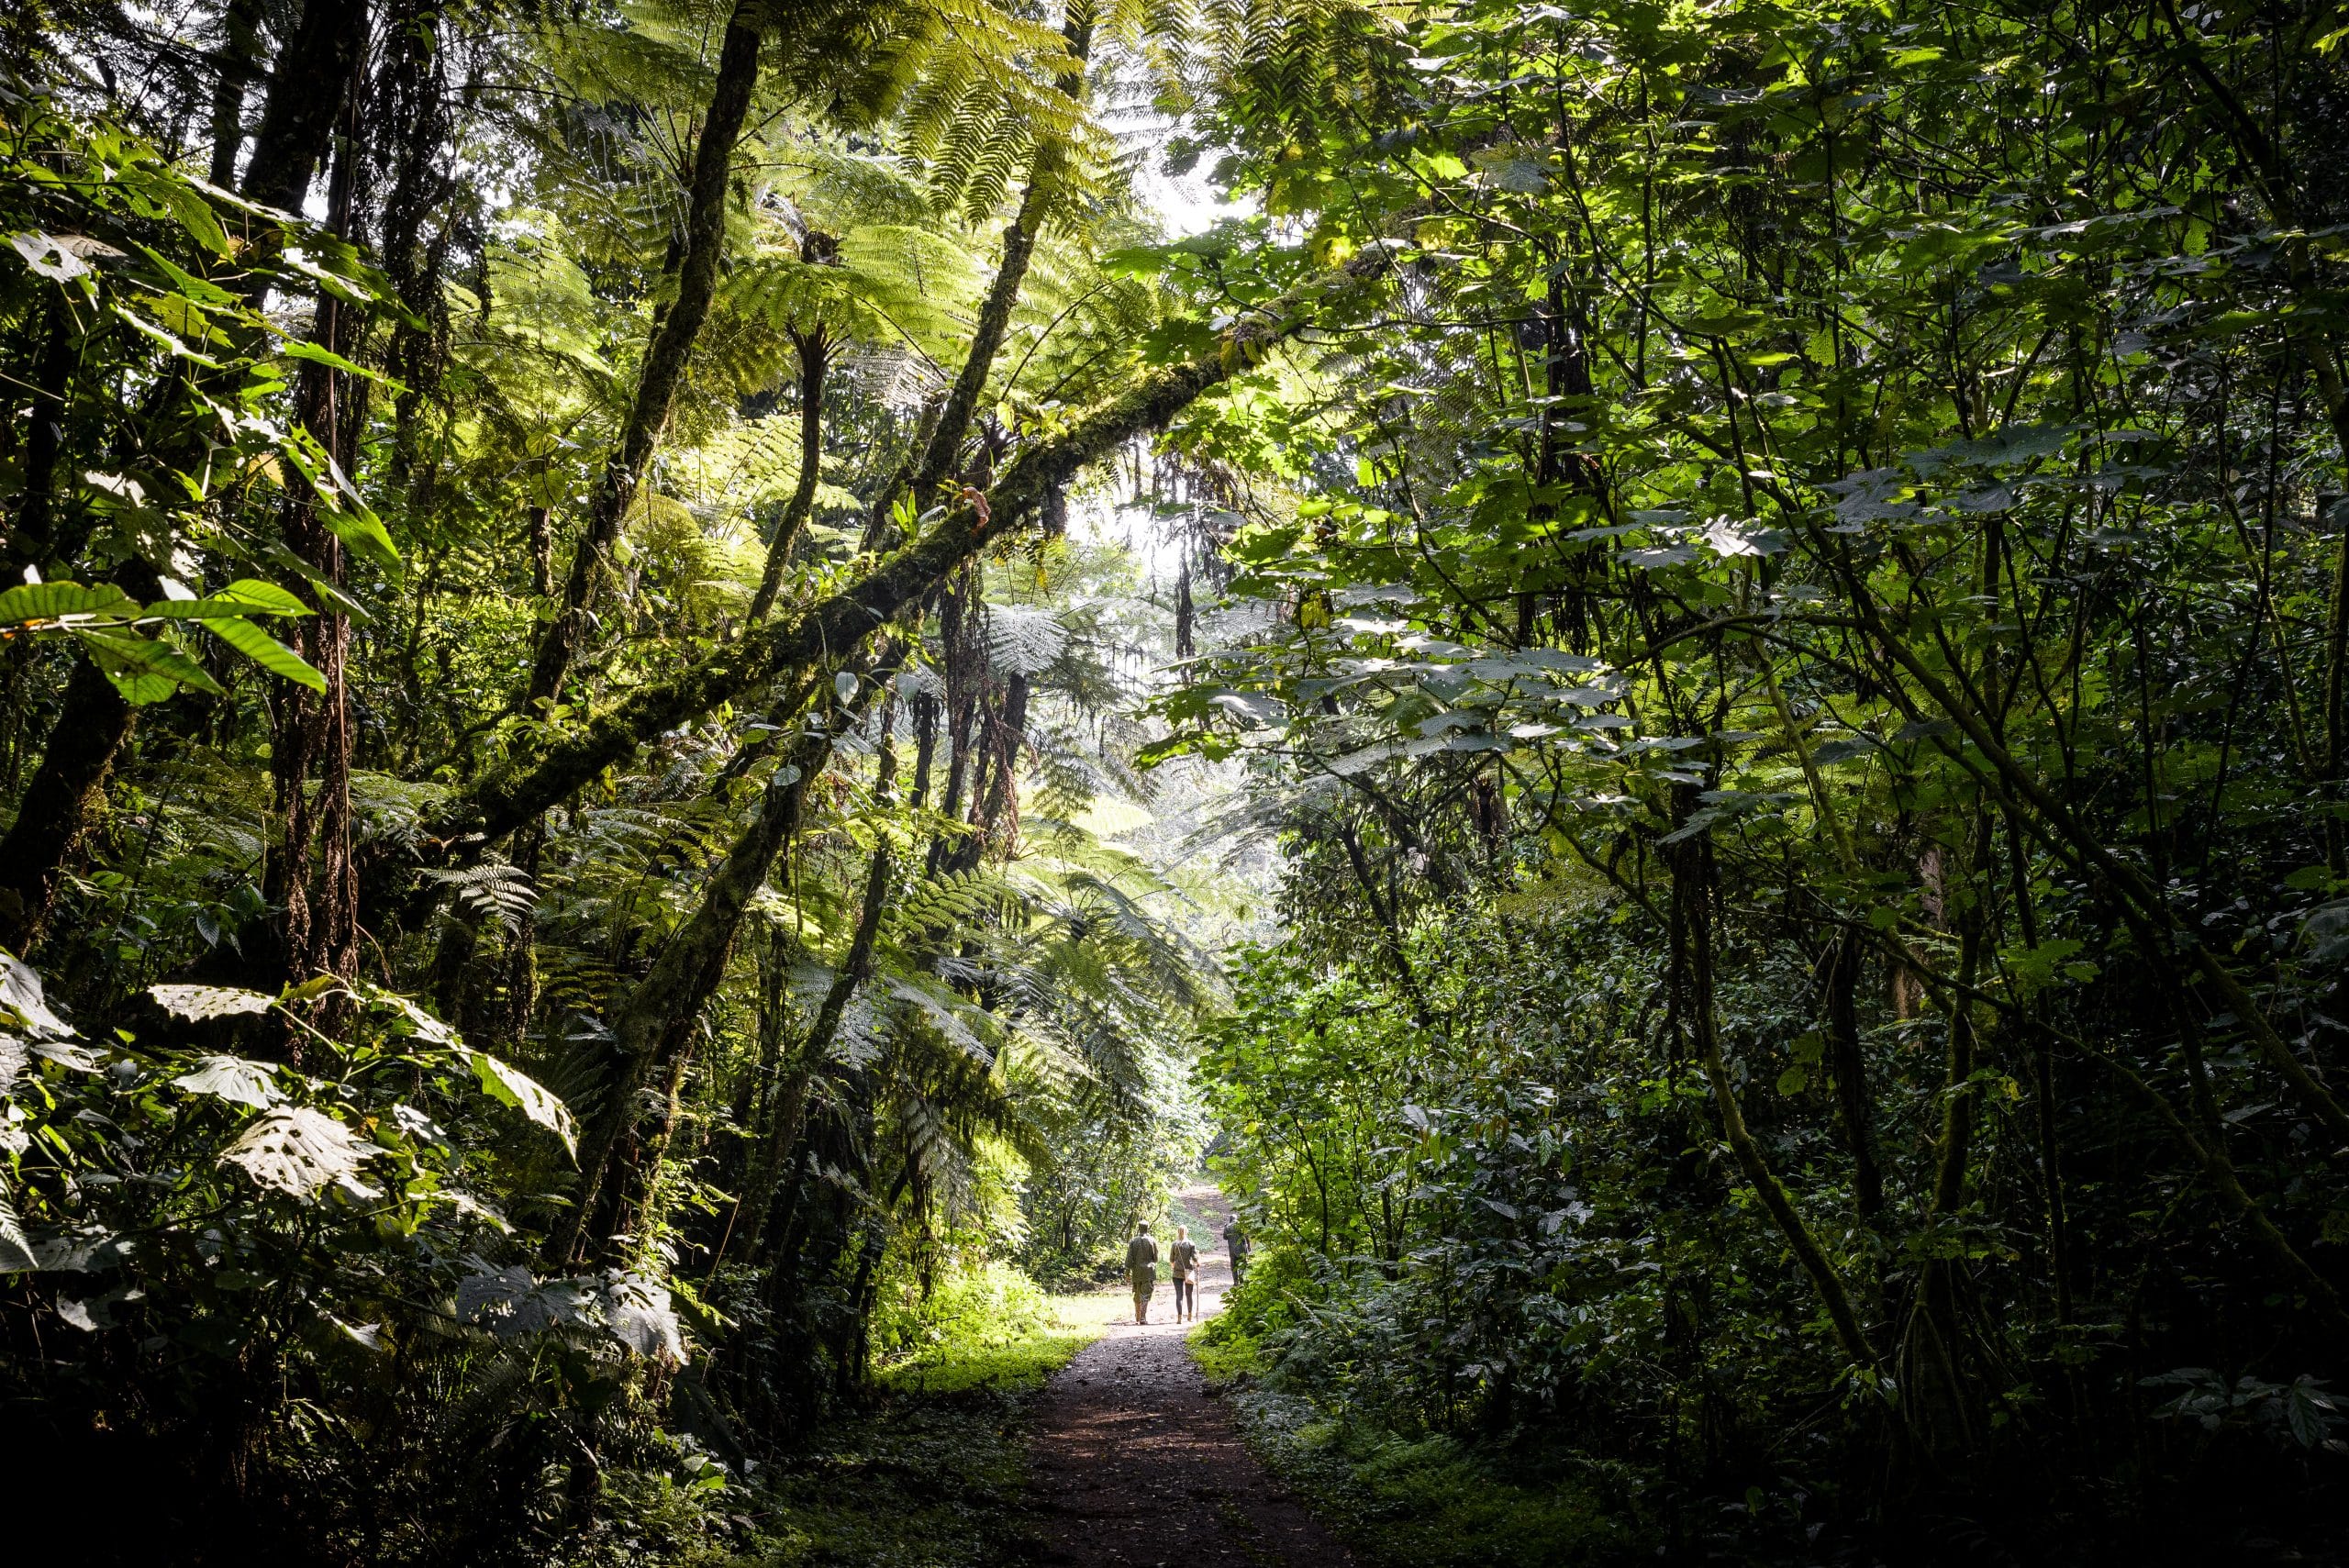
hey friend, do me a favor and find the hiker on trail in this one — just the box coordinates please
[1169,1226,1200,1322]
[1222,1218,1249,1286]
[1126,1222,1159,1324]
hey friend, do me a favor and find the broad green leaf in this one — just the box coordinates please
[73,628,224,704]
[145,579,312,619]
[205,616,326,691]
[320,502,400,572]
[134,243,239,307]
[460,1048,577,1156]
[0,581,139,626]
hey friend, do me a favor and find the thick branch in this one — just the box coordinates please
[371,268,1382,917]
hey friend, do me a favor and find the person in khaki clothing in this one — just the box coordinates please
[1168,1226,1200,1321]
[1126,1222,1159,1324]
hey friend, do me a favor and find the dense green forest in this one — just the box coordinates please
[3,0,2348,1561]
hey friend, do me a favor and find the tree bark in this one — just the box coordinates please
[273,75,373,1002]
[886,12,1094,529]
[0,656,132,953]
[526,0,766,706]
[1670,808,1882,1373]
[746,328,827,626]
[553,648,901,1263]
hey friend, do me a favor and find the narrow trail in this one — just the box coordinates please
[1029,1185,1356,1568]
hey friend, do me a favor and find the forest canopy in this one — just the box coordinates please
[2,0,2348,1562]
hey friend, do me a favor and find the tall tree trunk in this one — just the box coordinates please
[272,58,374,1008]
[1669,801,1882,1373]
[746,327,828,626]
[0,0,368,956]
[239,0,368,214]
[206,0,266,187]
[884,10,1094,530]
[526,0,765,706]
[1817,926,1885,1221]
[963,668,1030,864]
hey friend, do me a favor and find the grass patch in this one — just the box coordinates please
[728,1284,1121,1568]
[877,1284,1127,1397]
[1186,1318,1264,1386]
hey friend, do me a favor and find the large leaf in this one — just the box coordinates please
[0,581,139,626]
[73,628,224,705]
[144,579,312,619]
[455,1262,684,1361]
[600,1271,686,1361]
[0,952,74,1039]
[172,1055,285,1109]
[204,616,326,691]
[460,1048,577,1156]
[151,984,276,1020]
[219,1106,381,1201]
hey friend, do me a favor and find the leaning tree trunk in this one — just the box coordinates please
[365,257,1390,923]
[875,11,1095,532]
[1668,795,1883,1374]
[746,325,828,626]
[552,646,903,1265]
[0,659,131,954]
[525,0,765,706]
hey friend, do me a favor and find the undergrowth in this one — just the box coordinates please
[725,1284,1124,1568]
[1189,1286,1636,1568]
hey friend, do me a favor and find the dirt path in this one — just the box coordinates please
[1028,1184,1356,1568]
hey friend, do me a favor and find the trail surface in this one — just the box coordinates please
[1029,1185,1355,1568]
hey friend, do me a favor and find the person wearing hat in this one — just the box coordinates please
[1126,1221,1159,1324]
